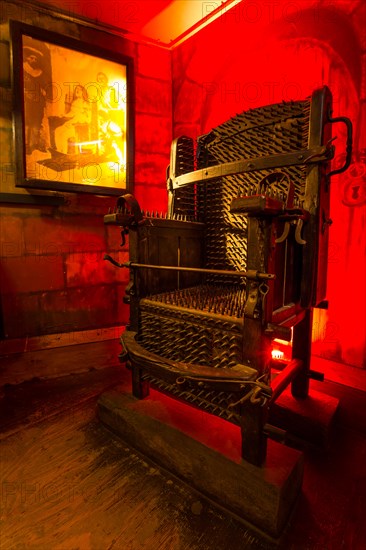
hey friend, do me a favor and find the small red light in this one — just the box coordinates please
[271,349,284,360]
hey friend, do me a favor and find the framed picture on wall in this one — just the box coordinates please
[10,21,134,196]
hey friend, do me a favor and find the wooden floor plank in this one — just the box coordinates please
[1,357,365,550]
[0,340,122,387]
[0,400,270,550]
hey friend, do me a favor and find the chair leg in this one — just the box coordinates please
[131,364,150,399]
[291,309,313,398]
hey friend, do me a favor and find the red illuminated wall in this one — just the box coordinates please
[172,0,366,368]
[1,0,365,373]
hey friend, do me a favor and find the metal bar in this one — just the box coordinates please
[123,260,275,280]
[140,299,244,327]
[173,146,330,188]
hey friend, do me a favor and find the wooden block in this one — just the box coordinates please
[269,386,339,447]
[98,389,304,539]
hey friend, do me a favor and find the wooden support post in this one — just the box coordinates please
[240,403,268,466]
[131,363,150,399]
[291,308,313,398]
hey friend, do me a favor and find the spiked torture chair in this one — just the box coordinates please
[104,86,352,466]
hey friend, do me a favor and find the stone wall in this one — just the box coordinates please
[171,0,366,368]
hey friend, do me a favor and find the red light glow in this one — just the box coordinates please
[272,349,284,361]
[172,0,365,369]
[271,338,292,363]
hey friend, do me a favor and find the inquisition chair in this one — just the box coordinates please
[104,86,352,465]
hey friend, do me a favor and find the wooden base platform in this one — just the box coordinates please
[98,388,304,540]
[1,354,365,549]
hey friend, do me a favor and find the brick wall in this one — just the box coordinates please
[0,1,172,340]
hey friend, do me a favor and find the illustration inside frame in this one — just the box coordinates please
[21,32,128,191]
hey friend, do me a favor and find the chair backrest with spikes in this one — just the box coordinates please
[169,87,333,307]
